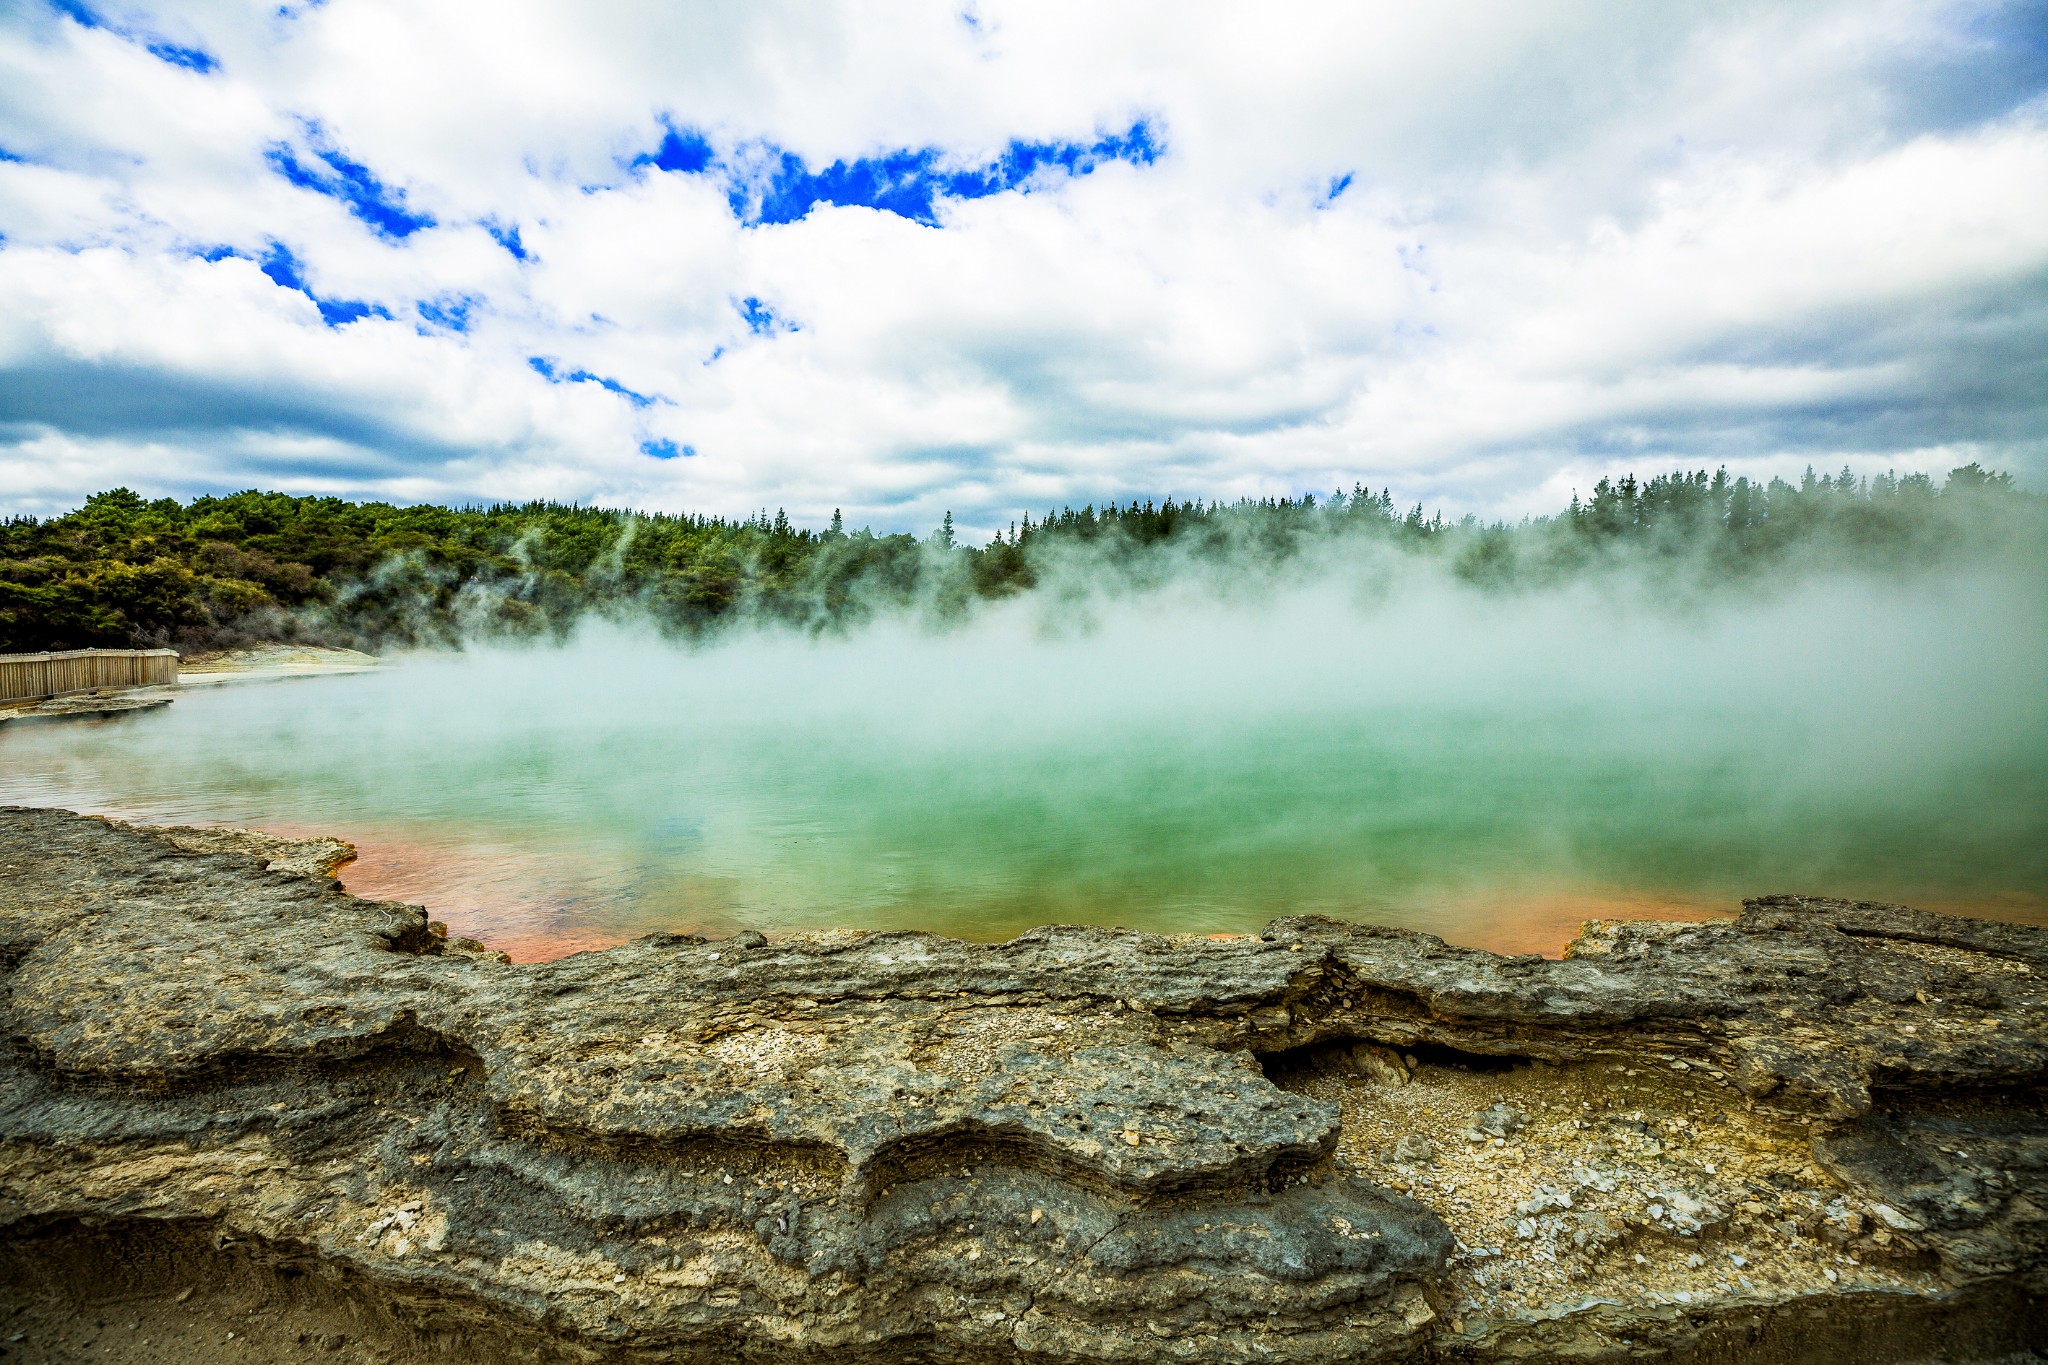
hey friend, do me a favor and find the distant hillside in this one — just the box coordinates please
[0,464,2036,653]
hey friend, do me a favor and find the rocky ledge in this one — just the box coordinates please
[0,807,2042,1364]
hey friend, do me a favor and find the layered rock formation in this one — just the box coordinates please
[0,807,2042,1363]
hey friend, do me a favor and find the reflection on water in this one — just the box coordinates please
[3,587,2044,961]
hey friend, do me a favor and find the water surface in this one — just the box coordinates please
[4,576,2043,959]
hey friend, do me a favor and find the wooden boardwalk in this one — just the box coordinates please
[0,648,178,704]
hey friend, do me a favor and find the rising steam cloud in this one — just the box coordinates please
[4,541,2043,958]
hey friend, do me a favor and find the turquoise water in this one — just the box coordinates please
[4,577,2043,958]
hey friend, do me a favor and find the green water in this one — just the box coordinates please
[4,580,2044,957]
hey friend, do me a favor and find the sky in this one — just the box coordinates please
[0,1,2044,538]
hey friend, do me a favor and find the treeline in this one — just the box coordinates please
[0,463,2035,653]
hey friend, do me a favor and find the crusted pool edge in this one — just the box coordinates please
[1,807,2042,1363]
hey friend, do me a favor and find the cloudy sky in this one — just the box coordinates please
[1,0,2044,536]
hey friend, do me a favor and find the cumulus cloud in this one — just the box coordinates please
[0,0,2044,532]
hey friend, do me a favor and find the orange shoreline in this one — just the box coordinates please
[327,835,2044,964]
[40,805,2048,965]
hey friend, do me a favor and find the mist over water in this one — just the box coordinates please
[4,562,2044,960]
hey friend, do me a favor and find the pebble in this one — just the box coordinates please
[1394,1135,1435,1163]
[1475,1104,1529,1137]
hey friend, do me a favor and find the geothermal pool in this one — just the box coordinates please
[4,579,2044,960]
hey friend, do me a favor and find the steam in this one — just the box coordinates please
[4,547,2042,958]
[231,469,2047,655]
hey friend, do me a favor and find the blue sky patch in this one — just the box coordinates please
[248,240,390,327]
[1320,173,1354,206]
[48,0,221,73]
[741,118,1162,226]
[634,119,714,175]
[484,218,528,261]
[146,40,218,73]
[737,296,796,335]
[640,438,692,459]
[630,117,1163,228]
[266,121,435,239]
[417,294,478,333]
[311,297,388,326]
[529,356,662,408]
[255,241,308,291]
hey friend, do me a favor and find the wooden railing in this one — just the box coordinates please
[0,649,179,704]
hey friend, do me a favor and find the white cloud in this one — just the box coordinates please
[1,0,2045,533]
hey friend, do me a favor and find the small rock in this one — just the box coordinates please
[1474,1104,1529,1137]
[1516,1186,1573,1216]
[1394,1135,1435,1164]
[1351,1043,1411,1087]
[731,930,768,949]
[1569,1211,1625,1251]
[1570,1165,1618,1193]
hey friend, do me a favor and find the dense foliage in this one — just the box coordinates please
[0,463,2035,653]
